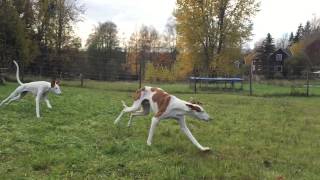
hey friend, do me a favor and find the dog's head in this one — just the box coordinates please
[132,87,145,100]
[50,80,62,95]
[186,103,211,121]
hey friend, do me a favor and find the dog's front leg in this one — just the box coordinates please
[128,109,146,127]
[114,100,142,124]
[44,96,52,109]
[178,116,210,151]
[35,93,42,118]
[147,117,160,146]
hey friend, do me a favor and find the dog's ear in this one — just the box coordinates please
[132,87,145,100]
[51,80,56,88]
[186,104,202,112]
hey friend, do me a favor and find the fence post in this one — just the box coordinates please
[80,73,84,87]
[193,68,197,94]
[249,65,253,96]
[306,71,310,96]
[194,78,197,94]
[0,68,4,85]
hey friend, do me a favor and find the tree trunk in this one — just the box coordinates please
[217,0,229,54]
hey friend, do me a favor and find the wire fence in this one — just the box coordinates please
[1,56,320,97]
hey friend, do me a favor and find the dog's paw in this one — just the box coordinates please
[147,141,152,146]
[121,100,127,108]
[201,147,211,152]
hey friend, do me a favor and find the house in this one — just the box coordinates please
[267,48,291,74]
[246,48,291,76]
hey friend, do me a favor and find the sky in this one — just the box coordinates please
[74,0,320,48]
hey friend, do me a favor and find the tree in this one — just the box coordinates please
[276,33,289,49]
[125,25,161,79]
[305,39,320,67]
[256,33,275,78]
[293,24,304,43]
[125,31,140,77]
[288,32,294,46]
[175,0,259,76]
[0,0,36,75]
[86,21,124,80]
[163,17,177,55]
[302,21,312,37]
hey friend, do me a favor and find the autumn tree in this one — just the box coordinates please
[175,0,259,78]
[125,25,161,79]
[125,31,140,77]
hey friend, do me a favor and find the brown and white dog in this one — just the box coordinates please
[114,86,211,151]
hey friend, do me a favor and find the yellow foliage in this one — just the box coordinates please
[244,52,257,65]
[290,41,305,56]
[214,48,242,76]
[145,62,177,82]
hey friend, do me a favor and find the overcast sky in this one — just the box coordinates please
[74,0,320,48]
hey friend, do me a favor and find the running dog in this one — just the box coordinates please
[114,86,212,151]
[0,61,62,118]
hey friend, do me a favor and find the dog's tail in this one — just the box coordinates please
[13,60,23,85]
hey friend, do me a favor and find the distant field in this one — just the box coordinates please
[0,82,320,179]
[61,79,320,97]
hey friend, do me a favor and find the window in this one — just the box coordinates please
[274,65,282,72]
[276,54,283,61]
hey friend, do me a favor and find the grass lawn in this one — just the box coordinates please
[0,82,320,179]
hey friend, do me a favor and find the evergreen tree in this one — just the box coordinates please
[293,24,304,43]
[302,21,312,37]
[256,33,275,78]
[288,32,294,46]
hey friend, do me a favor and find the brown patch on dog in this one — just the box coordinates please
[186,104,202,112]
[133,87,145,100]
[151,87,157,92]
[152,88,171,117]
[189,99,203,105]
[51,80,56,88]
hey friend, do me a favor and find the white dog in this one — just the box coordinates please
[0,61,62,118]
[114,86,212,151]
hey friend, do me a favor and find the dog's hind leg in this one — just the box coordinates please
[5,94,22,105]
[147,117,160,146]
[0,88,21,106]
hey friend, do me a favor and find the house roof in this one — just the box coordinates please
[271,48,292,56]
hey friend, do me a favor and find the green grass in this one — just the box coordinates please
[0,82,320,179]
